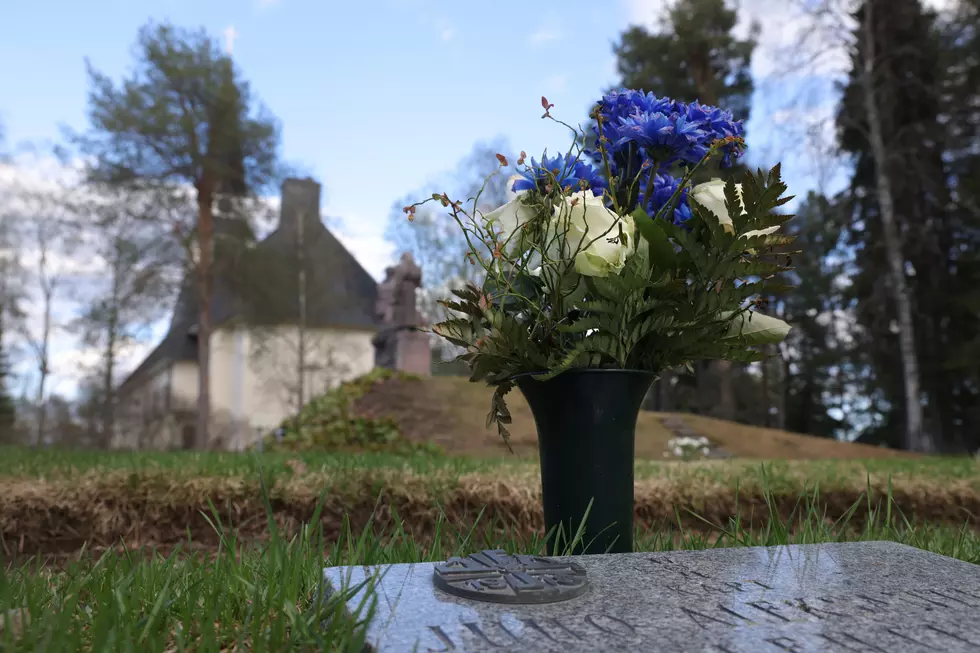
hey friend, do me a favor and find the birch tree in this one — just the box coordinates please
[857,0,925,451]
[72,185,176,442]
[763,0,946,450]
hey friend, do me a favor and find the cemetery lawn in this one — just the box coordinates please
[1,477,979,652]
[1,381,977,650]
[1,445,978,558]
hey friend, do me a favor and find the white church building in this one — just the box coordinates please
[113,178,379,450]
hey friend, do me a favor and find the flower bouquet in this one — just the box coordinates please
[406,90,796,555]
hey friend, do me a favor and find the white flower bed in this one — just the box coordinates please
[664,436,711,460]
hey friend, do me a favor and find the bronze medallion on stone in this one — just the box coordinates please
[432,549,589,604]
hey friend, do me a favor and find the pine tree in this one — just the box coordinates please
[613,0,758,421]
[73,22,282,449]
[836,0,974,450]
[615,0,755,120]
[935,0,980,450]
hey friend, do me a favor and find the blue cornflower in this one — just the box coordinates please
[588,90,654,165]
[588,89,746,171]
[512,152,607,195]
[682,102,745,167]
[643,172,693,225]
[615,112,710,167]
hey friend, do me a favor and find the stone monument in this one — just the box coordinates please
[322,541,980,652]
[372,252,431,376]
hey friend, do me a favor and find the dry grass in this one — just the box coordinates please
[2,461,976,558]
[354,375,915,460]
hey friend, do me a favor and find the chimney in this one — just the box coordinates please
[279,177,322,235]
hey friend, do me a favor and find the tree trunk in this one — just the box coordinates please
[103,263,121,447]
[195,183,214,450]
[103,321,116,447]
[34,301,50,447]
[717,359,736,421]
[761,345,771,428]
[781,351,791,432]
[696,360,710,414]
[775,345,786,431]
[861,0,927,452]
[33,238,53,448]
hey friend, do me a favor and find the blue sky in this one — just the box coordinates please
[1,0,857,398]
[0,0,646,280]
[0,0,850,278]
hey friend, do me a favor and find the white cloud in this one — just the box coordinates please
[324,209,394,281]
[623,0,851,81]
[620,0,863,197]
[529,27,561,46]
[334,230,394,282]
[441,27,456,41]
[624,0,664,29]
[223,25,239,55]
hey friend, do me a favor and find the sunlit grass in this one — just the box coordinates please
[1,445,977,486]
[1,470,978,652]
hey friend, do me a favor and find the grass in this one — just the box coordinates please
[1,472,979,652]
[0,440,977,651]
[2,446,978,558]
[2,374,974,650]
[359,375,918,460]
[0,445,971,482]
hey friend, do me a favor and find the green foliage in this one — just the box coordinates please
[75,21,281,196]
[258,369,443,456]
[432,164,795,440]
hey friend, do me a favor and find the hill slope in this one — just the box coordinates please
[352,375,913,460]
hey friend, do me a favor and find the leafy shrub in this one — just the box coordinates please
[257,369,442,456]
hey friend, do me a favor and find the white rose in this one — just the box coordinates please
[690,179,780,240]
[483,195,535,252]
[553,190,636,277]
[485,179,548,276]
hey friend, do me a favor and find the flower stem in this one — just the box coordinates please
[642,162,660,214]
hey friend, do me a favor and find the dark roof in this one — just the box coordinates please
[117,184,379,397]
[226,218,378,329]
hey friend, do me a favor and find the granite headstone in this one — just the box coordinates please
[321,541,980,652]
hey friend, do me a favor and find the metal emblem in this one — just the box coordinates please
[432,549,589,604]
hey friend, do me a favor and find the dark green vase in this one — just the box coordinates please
[516,369,656,555]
